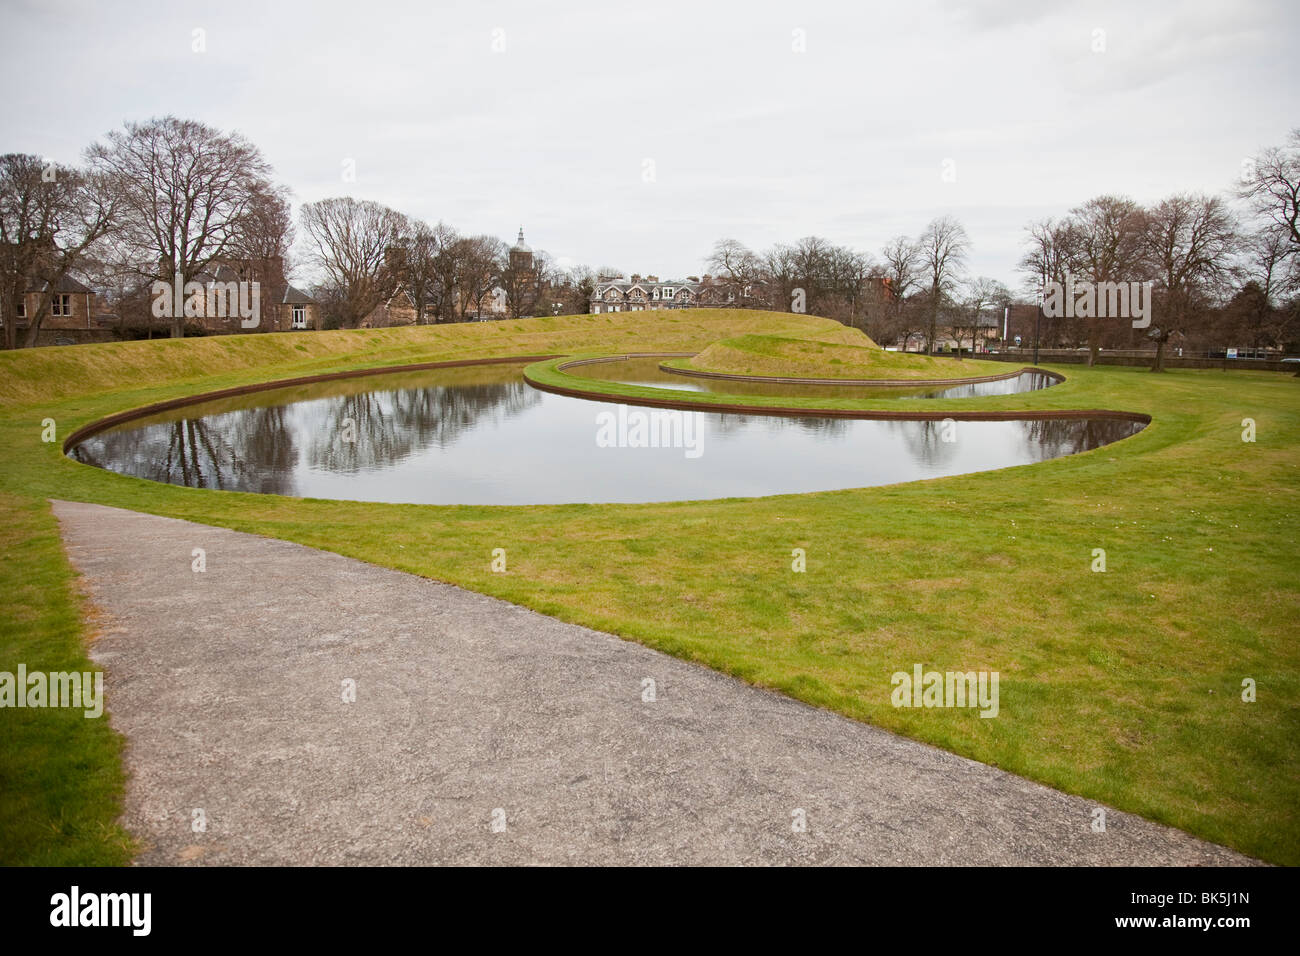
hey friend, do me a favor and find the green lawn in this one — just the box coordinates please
[679,331,1000,380]
[1,309,1297,865]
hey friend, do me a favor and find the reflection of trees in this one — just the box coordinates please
[883,415,1141,468]
[708,411,853,438]
[887,419,961,468]
[898,371,1055,400]
[71,380,540,492]
[72,409,290,492]
[307,382,539,472]
[1021,417,1142,457]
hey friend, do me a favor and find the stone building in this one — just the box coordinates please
[181,260,320,333]
[12,273,98,330]
[589,274,702,313]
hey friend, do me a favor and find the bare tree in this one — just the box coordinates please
[299,197,405,328]
[762,243,798,312]
[1238,224,1298,316]
[501,246,551,319]
[879,236,921,347]
[389,217,454,325]
[560,264,597,315]
[706,238,763,288]
[1019,218,1079,292]
[789,236,834,313]
[880,236,921,302]
[1239,128,1300,246]
[827,245,877,331]
[454,235,505,319]
[916,215,969,354]
[1139,193,1238,371]
[950,277,1010,358]
[1017,218,1083,356]
[0,154,116,349]
[1224,281,1279,352]
[426,221,460,322]
[1068,195,1144,364]
[231,182,294,262]
[87,116,276,337]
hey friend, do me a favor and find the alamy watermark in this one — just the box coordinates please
[50,886,150,936]
[1043,273,1152,328]
[595,406,704,459]
[1,665,103,718]
[891,664,999,718]
[151,270,261,328]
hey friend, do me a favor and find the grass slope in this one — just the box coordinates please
[0,493,133,864]
[1,310,1297,864]
[682,333,996,380]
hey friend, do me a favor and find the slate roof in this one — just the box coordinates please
[282,284,316,305]
[26,273,93,294]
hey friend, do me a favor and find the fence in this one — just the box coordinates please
[973,349,1298,372]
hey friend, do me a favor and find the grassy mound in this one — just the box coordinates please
[1,310,1296,865]
[683,333,1000,380]
[0,309,846,410]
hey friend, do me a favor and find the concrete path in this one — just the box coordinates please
[53,500,1251,866]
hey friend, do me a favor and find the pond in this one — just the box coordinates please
[68,361,1143,506]
[571,357,1059,400]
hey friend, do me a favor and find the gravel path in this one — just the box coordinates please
[53,500,1252,866]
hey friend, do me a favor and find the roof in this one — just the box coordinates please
[191,264,245,285]
[511,227,531,253]
[282,284,316,305]
[27,273,93,294]
[594,279,698,293]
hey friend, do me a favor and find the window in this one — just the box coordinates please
[662,287,674,299]
[15,299,26,318]
[292,304,307,329]
[51,294,71,317]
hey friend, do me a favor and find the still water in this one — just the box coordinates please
[570,357,1058,400]
[69,362,1142,505]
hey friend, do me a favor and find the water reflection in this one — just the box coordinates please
[308,381,540,474]
[572,357,1057,400]
[75,370,540,497]
[69,362,1142,505]
[1023,416,1143,457]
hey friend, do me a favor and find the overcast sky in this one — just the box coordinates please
[2,0,1296,289]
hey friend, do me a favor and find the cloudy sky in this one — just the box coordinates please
[3,0,1296,288]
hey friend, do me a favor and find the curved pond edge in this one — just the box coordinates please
[657,356,1062,389]
[526,356,1150,425]
[62,350,1151,462]
[61,354,564,454]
